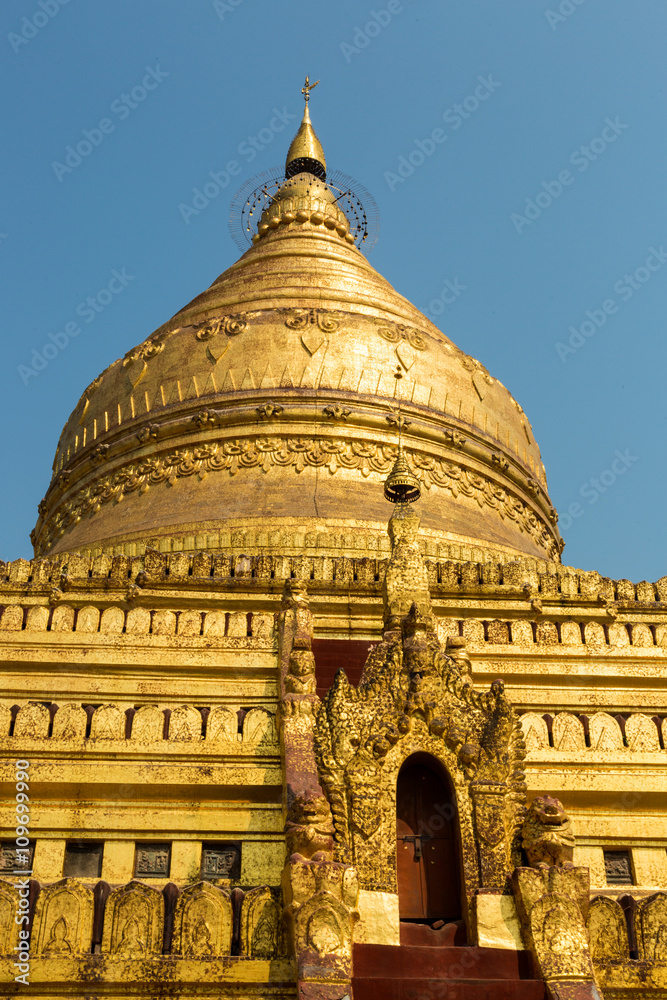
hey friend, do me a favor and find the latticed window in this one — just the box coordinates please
[201,842,241,880]
[604,849,634,885]
[0,840,34,874]
[134,842,171,877]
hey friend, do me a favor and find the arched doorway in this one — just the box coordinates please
[396,755,462,923]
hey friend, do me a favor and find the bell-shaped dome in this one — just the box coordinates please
[33,91,561,565]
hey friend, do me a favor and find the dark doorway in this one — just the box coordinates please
[396,756,462,923]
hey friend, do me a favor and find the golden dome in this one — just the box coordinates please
[33,95,562,565]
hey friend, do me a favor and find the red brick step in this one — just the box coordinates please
[352,943,546,1000]
[351,979,546,1000]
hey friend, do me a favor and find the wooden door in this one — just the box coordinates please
[396,760,461,921]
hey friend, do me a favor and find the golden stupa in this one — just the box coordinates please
[34,79,560,566]
[1,81,665,1000]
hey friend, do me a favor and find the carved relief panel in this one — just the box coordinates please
[206,706,238,742]
[90,704,125,740]
[635,892,667,961]
[168,705,202,741]
[14,702,50,738]
[134,843,171,878]
[101,880,163,957]
[243,707,277,744]
[131,705,164,741]
[240,886,282,958]
[33,879,94,956]
[587,896,630,963]
[171,881,232,957]
[0,881,22,954]
[201,843,241,881]
[520,713,550,751]
[52,703,86,739]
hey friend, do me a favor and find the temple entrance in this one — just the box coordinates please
[396,756,462,923]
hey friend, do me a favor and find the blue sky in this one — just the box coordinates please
[2,0,666,581]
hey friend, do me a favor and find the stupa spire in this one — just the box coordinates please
[384,365,421,505]
[285,75,326,180]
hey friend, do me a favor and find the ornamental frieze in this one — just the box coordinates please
[281,307,341,333]
[280,308,340,357]
[123,336,166,365]
[122,334,169,390]
[52,311,548,496]
[35,434,560,558]
[376,322,428,372]
[323,404,352,421]
[460,353,493,400]
[376,324,427,351]
[194,314,248,340]
[256,401,284,420]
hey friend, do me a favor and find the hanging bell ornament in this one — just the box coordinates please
[384,451,421,504]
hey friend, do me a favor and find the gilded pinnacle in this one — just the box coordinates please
[384,451,421,505]
[285,76,326,179]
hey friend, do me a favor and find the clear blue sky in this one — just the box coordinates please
[2,0,666,582]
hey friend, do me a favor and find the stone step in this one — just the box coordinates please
[353,943,538,981]
[351,978,546,1000]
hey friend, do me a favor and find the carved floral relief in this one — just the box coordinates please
[37,437,558,559]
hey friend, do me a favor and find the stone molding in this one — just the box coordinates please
[1,601,665,654]
[3,550,666,605]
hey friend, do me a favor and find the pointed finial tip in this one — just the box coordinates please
[285,76,326,179]
[384,452,421,504]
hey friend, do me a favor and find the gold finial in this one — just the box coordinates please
[384,453,421,505]
[302,76,319,104]
[285,76,326,179]
[384,365,421,505]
